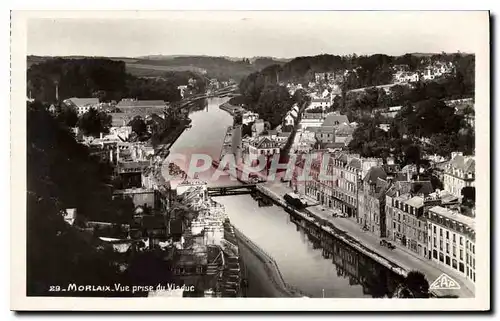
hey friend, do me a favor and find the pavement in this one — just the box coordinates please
[261,180,475,298]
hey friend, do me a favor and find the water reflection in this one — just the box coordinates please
[216,195,405,298]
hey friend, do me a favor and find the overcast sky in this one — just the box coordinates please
[27,11,488,58]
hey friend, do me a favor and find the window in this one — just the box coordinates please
[472,245,475,254]
[440,240,443,250]
[439,252,444,262]
[473,258,475,269]
[460,237,463,245]
[433,250,438,259]
[418,221,421,228]
[433,226,436,233]
[453,234,456,243]
[446,256,450,266]
[453,245,456,257]
[446,243,449,254]
[452,259,458,269]
[446,231,449,239]
[393,222,396,229]
[433,237,437,248]
[459,263,464,273]
[460,249,463,260]
[440,228,443,237]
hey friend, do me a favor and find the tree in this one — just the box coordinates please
[77,108,112,137]
[401,271,430,298]
[252,85,293,129]
[233,113,243,126]
[55,105,79,128]
[404,145,421,168]
[27,102,136,296]
[242,122,253,137]
[129,116,148,137]
[461,186,475,207]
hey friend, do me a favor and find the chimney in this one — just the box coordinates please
[100,132,103,139]
[55,83,59,101]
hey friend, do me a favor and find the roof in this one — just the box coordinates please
[347,158,361,170]
[335,123,355,136]
[406,196,424,208]
[374,178,390,198]
[364,166,387,184]
[302,112,324,119]
[311,98,330,102]
[253,136,279,149]
[386,180,434,197]
[449,155,475,172]
[65,97,99,108]
[304,127,320,133]
[117,100,166,108]
[428,206,475,230]
[109,113,133,127]
[267,130,278,136]
[325,142,345,149]
[322,113,349,127]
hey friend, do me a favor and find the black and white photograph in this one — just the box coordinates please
[10,9,490,311]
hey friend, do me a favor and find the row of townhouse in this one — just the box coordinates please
[303,152,382,219]
[427,206,476,283]
[296,150,476,283]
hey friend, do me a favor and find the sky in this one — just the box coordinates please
[26,11,488,58]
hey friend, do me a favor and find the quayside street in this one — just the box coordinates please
[259,180,475,298]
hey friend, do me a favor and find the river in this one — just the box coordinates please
[164,97,402,298]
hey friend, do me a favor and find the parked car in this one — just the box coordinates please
[380,240,396,250]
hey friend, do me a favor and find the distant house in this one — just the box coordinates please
[394,72,419,84]
[299,112,325,129]
[307,98,330,111]
[63,97,99,115]
[242,111,259,125]
[276,131,291,143]
[322,112,349,127]
[284,108,298,127]
[62,208,77,226]
[116,99,168,117]
[248,136,281,159]
[177,85,188,98]
[379,124,391,132]
[388,105,402,112]
[48,104,57,114]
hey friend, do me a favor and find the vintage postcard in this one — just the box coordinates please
[10,10,490,311]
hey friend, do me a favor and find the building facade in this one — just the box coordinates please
[427,206,475,283]
[305,152,381,220]
[443,153,475,198]
[385,181,435,257]
[359,167,390,237]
